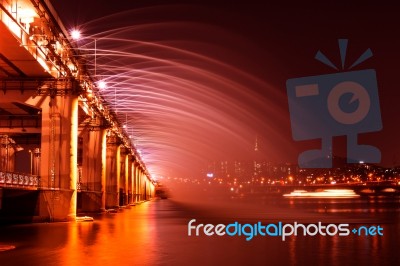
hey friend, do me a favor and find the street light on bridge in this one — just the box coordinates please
[69,29,100,77]
[98,80,107,90]
[70,29,81,40]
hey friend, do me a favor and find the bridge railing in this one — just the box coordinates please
[0,171,40,189]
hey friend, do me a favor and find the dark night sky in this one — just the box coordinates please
[49,0,400,177]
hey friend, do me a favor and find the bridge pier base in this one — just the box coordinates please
[38,189,75,222]
[77,191,103,213]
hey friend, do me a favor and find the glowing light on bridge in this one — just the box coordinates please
[70,29,81,40]
[98,80,107,90]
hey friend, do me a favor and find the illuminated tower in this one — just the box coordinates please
[253,136,261,177]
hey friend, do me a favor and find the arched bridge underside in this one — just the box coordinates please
[0,0,154,222]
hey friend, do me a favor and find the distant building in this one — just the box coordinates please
[202,136,299,181]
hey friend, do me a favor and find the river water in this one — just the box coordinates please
[0,194,399,266]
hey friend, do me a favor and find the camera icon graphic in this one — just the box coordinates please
[286,40,382,168]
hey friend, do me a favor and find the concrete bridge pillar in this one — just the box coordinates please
[138,167,143,202]
[119,149,128,206]
[105,135,120,209]
[39,94,78,221]
[128,159,134,204]
[139,168,144,201]
[145,179,148,200]
[79,128,106,212]
[133,162,139,203]
[145,177,151,200]
[150,180,155,198]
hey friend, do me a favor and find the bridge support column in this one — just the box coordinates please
[39,95,78,222]
[119,149,128,206]
[128,160,134,204]
[123,154,131,205]
[147,179,153,199]
[105,136,120,209]
[101,131,107,211]
[143,178,149,200]
[139,168,144,201]
[138,165,142,202]
[79,129,106,213]
[133,162,139,203]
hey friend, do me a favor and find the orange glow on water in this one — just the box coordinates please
[58,203,156,265]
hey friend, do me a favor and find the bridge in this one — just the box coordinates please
[0,0,155,222]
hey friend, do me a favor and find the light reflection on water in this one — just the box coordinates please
[59,203,158,265]
[0,198,399,265]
